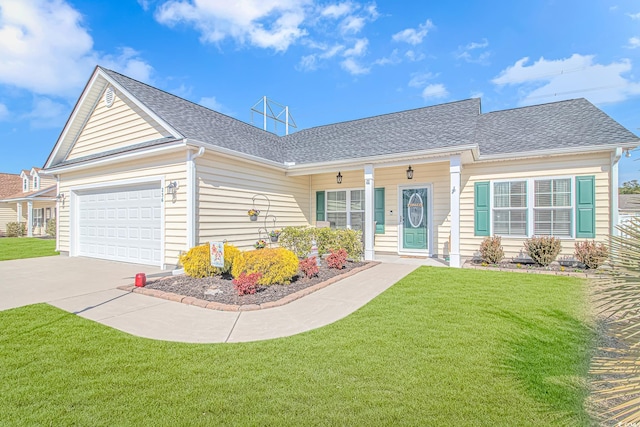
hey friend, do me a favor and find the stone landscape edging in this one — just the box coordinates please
[463,262,606,278]
[117,261,380,311]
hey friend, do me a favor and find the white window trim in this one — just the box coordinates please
[33,175,40,191]
[23,178,29,192]
[489,175,576,239]
[325,187,365,230]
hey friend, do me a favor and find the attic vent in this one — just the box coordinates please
[104,86,115,108]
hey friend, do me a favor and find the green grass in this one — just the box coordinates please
[0,237,58,261]
[0,268,594,426]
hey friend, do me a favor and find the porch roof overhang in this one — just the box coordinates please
[284,144,479,176]
[1,186,57,203]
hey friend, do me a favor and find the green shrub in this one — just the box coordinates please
[479,236,504,264]
[180,243,241,278]
[574,240,608,269]
[231,247,299,286]
[45,219,56,238]
[5,222,25,237]
[279,226,363,260]
[524,236,562,266]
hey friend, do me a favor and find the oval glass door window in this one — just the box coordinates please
[407,193,423,228]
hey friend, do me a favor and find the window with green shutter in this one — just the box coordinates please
[316,191,325,222]
[474,182,490,236]
[575,175,595,238]
[374,187,385,234]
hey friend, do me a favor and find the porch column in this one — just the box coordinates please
[364,164,375,261]
[449,155,461,268]
[27,201,33,237]
[16,202,22,222]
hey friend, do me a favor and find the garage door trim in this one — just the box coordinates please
[69,176,165,267]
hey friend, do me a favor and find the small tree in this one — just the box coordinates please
[619,179,640,194]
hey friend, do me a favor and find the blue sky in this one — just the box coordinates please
[0,0,638,184]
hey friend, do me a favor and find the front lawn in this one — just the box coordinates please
[0,237,58,261]
[0,268,594,425]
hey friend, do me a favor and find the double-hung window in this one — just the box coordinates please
[534,178,572,237]
[493,181,527,236]
[491,177,574,238]
[326,189,365,230]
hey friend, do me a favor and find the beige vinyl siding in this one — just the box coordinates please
[310,162,452,257]
[197,154,310,250]
[0,203,17,235]
[66,92,168,160]
[57,151,187,266]
[460,152,611,261]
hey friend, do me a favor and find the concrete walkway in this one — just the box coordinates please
[0,255,433,343]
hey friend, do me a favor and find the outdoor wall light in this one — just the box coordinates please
[336,172,343,184]
[406,166,414,180]
[55,193,65,202]
[625,149,632,158]
[166,181,179,196]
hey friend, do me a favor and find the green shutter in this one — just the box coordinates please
[575,175,595,238]
[374,187,385,234]
[474,182,490,236]
[316,191,325,222]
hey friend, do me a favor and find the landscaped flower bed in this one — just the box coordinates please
[146,259,367,306]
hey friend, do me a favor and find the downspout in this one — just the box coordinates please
[55,175,60,252]
[611,148,622,237]
[186,146,206,250]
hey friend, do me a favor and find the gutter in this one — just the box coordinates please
[476,141,639,162]
[42,141,187,174]
[186,138,286,171]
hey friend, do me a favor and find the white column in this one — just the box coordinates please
[17,202,22,222]
[186,147,205,251]
[364,164,375,261]
[611,148,621,236]
[449,155,461,268]
[27,201,33,237]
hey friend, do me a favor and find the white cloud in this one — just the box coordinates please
[343,38,368,57]
[154,0,310,52]
[373,49,401,66]
[470,91,484,99]
[298,54,318,71]
[408,72,436,88]
[392,19,434,45]
[24,97,69,128]
[341,58,369,75]
[421,83,448,100]
[455,38,490,65]
[405,50,425,62]
[0,0,153,98]
[321,2,352,18]
[0,102,8,120]
[340,15,364,34]
[628,37,640,49]
[198,96,232,115]
[628,12,640,19]
[492,54,640,105]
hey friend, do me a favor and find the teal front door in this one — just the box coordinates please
[402,188,428,251]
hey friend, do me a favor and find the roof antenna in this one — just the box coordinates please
[251,96,297,135]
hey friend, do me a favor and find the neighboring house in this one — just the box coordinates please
[619,194,640,226]
[42,67,640,269]
[0,168,57,237]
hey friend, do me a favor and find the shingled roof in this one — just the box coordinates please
[0,173,22,198]
[102,68,283,162]
[60,67,637,168]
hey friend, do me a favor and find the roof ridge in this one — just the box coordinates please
[283,98,481,139]
[481,98,587,115]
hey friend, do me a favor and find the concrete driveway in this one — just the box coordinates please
[0,255,420,343]
[0,255,163,311]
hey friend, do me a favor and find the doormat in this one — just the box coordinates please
[400,256,428,259]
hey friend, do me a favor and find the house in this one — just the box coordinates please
[0,168,57,236]
[619,194,640,226]
[42,66,639,269]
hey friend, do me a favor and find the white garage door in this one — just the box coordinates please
[77,184,162,265]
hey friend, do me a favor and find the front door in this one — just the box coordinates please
[401,187,428,252]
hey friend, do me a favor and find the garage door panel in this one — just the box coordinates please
[77,184,162,266]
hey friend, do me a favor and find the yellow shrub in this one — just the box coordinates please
[221,244,241,274]
[231,248,299,286]
[180,243,241,278]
